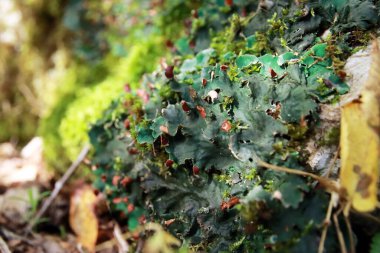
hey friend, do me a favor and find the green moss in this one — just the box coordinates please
[267,12,288,37]
[319,127,340,147]
[246,32,271,55]
[243,168,257,181]
[38,60,110,173]
[210,15,253,60]
[286,123,308,141]
[39,37,166,172]
[59,80,125,160]
[59,38,164,160]
[227,65,240,82]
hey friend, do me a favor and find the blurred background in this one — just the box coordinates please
[0,0,190,175]
[1,1,380,252]
[0,1,195,251]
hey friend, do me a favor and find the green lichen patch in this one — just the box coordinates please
[89,0,380,251]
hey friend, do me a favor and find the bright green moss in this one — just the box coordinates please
[60,38,166,160]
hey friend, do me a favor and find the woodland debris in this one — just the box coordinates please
[27,145,90,231]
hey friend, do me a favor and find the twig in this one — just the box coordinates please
[257,160,341,194]
[0,235,11,253]
[350,54,370,58]
[0,226,38,246]
[114,224,129,253]
[257,159,354,253]
[333,207,347,253]
[344,214,355,253]
[26,145,90,232]
[95,231,133,252]
[318,194,335,253]
[307,56,326,68]
[135,238,144,253]
[325,146,340,178]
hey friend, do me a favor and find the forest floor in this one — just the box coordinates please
[0,139,122,253]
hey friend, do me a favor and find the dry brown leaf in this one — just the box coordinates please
[69,185,98,252]
[340,39,380,213]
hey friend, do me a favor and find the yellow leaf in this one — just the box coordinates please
[340,40,380,213]
[69,185,98,252]
[143,223,181,253]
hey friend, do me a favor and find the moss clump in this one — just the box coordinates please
[319,127,340,147]
[58,37,166,162]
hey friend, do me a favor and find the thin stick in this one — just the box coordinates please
[0,226,38,246]
[325,146,340,178]
[95,231,135,252]
[350,54,370,58]
[333,207,347,253]
[114,224,129,253]
[0,235,11,253]
[26,145,90,232]
[318,195,335,253]
[257,160,341,194]
[343,214,355,253]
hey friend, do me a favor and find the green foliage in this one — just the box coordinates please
[371,233,380,253]
[37,0,175,172]
[38,59,112,172]
[59,38,165,161]
[89,38,344,250]
[88,0,380,252]
[39,38,165,174]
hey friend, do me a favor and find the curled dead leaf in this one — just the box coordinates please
[69,185,98,252]
[340,39,380,212]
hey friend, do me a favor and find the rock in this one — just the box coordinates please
[340,42,374,105]
[307,40,378,175]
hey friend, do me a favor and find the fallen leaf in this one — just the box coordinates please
[69,185,98,252]
[143,223,180,253]
[340,39,380,213]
